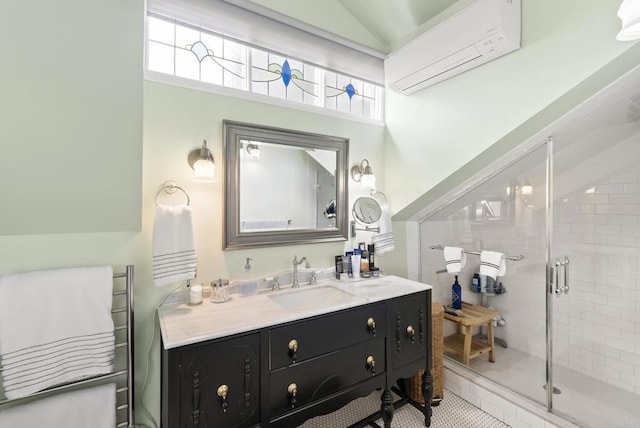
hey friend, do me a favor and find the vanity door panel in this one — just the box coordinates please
[268,338,385,419]
[177,333,260,428]
[390,292,429,370]
[269,303,385,370]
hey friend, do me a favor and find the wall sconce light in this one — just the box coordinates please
[246,142,260,159]
[188,139,215,182]
[521,179,533,196]
[351,159,376,189]
[617,0,640,41]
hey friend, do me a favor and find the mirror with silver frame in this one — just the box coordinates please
[224,120,349,250]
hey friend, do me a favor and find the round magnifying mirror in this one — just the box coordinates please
[323,199,336,219]
[352,197,382,224]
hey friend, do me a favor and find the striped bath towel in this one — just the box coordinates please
[371,205,395,254]
[0,267,115,400]
[153,204,197,286]
[480,250,506,280]
[0,383,115,428]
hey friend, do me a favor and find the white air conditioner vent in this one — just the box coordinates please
[385,0,521,94]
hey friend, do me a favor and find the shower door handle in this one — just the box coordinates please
[563,256,570,294]
[554,256,570,296]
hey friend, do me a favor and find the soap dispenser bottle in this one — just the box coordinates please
[452,275,462,310]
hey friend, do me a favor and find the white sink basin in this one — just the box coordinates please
[268,285,355,309]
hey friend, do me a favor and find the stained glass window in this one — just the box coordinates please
[147,16,246,90]
[146,14,383,121]
[251,49,321,107]
[325,72,381,119]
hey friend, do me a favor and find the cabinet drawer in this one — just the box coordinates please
[268,338,385,419]
[177,334,260,428]
[390,292,428,369]
[269,302,385,370]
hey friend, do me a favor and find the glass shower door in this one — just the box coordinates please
[419,142,551,407]
[550,108,640,426]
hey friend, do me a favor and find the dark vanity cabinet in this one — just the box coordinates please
[161,290,432,428]
[161,333,260,428]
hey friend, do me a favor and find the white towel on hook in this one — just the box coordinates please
[0,383,116,428]
[0,266,115,400]
[371,205,394,255]
[480,250,506,280]
[444,246,466,274]
[153,204,197,286]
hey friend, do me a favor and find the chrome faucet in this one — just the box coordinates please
[292,255,311,288]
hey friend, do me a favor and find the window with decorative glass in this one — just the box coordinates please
[146,15,383,121]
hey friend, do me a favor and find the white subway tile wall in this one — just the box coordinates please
[554,147,640,395]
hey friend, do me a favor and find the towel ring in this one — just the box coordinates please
[155,181,190,206]
[371,190,388,207]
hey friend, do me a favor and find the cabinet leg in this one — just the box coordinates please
[421,370,433,427]
[380,388,394,428]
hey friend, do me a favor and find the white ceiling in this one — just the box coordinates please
[222,0,469,54]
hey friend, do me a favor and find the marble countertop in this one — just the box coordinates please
[158,275,432,349]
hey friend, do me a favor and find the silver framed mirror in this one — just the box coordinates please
[223,120,349,250]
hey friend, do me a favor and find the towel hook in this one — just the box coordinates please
[155,181,191,206]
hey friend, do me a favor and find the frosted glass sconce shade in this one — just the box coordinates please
[617,0,640,40]
[351,159,376,190]
[188,139,215,182]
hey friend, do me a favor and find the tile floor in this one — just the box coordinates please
[464,345,640,428]
[301,388,510,428]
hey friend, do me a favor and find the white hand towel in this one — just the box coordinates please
[371,205,395,255]
[153,204,197,286]
[444,246,466,274]
[480,251,506,280]
[0,267,114,400]
[0,383,115,428]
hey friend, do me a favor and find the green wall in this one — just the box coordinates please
[0,0,143,234]
[1,0,638,426]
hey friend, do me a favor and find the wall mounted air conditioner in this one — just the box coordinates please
[384,0,521,94]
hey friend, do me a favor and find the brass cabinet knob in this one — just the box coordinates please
[367,317,377,336]
[366,355,376,375]
[288,339,298,363]
[217,384,228,398]
[217,384,229,412]
[287,382,298,407]
[407,325,416,343]
[287,383,298,395]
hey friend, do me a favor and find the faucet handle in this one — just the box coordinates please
[272,276,280,291]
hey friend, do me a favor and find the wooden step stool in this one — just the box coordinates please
[443,302,498,365]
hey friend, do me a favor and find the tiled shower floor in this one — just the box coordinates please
[300,388,510,428]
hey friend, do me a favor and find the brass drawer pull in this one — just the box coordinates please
[217,384,229,412]
[288,339,298,363]
[287,382,298,408]
[367,317,376,336]
[366,355,376,375]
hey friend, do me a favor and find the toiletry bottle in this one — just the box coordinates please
[352,254,361,278]
[361,248,369,272]
[368,244,375,269]
[472,273,480,293]
[452,275,462,310]
[345,251,353,278]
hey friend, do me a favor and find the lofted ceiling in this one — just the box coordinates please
[221,0,470,54]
